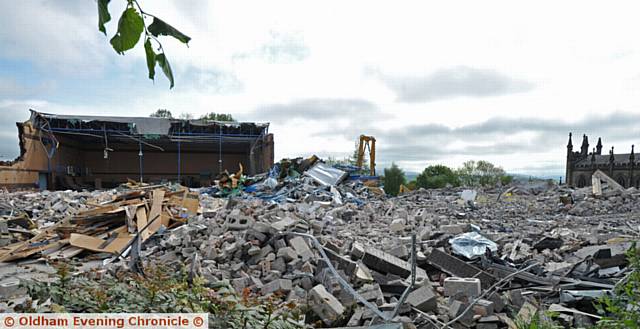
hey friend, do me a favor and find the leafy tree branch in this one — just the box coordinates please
[97,0,191,88]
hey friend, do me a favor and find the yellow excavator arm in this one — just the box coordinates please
[356,135,376,176]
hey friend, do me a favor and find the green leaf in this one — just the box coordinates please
[97,0,111,35]
[144,39,156,80]
[148,17,191,44]
[155,53,174,88]
[109,7,144,54]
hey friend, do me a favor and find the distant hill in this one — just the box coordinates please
[508,173,562,183]
[405,171,419,181]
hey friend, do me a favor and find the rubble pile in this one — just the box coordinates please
[0,163,639,328]
[0,182,200,263]
[0,190,99,234]
[205,156,383,203]
[147,182,639,327]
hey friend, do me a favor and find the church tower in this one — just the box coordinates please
[580,134,589,158]
[566,133,573,185]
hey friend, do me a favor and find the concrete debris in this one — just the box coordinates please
[1,161,639,328]
[443,277,481,298]
[405,285,437,312]
[310,284,346,325]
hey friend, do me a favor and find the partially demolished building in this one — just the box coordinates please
[0,110,274,189]
[566,132,637,188]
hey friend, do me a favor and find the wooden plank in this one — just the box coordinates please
[76,204,119,217]
[161,208,171,228]
[136,207,150,241]
[46,245,84,260]
[147,189,165,235]
[69,233,132,254]
[182,191,199,215]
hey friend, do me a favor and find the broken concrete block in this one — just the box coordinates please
[405,285,437,312]
[253,222,271,233]
[517,301,538,323]
[507,290,524,309]
[351,241,365,259]
[261,278,292,295]
[573,313,594,328]
[273,239,287,250]
[449,300,474,326]
[289,236,314,261]
[271,217,296,231]
[390,218,406,232]
[441,224,469,235]
[231,277,251,292]
[444,277,481,298]
[487,292,505,312]
[354,262,374,284]
[473,299,495,317]
[248,245,273,265]
[427,249,495,289]
[362,247,427,278]
[0,279,24,298]
[358,283,385,305]
[324,248,357,277]
[247,245,261,256]
[323,240,342,253]
[259,260,271,274]
[532,236,563,251]
[476,323,499,329]
[295,260,311,272]
[309,284,345,325]
[272,257,286,273]
[224,214,255,230]
[276,246,298,261]
[388,244,409,258]
[346,307,364,327]
[478,315,500,323]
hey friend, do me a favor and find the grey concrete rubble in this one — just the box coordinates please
[443,277,481,298]
[1,170,639,328]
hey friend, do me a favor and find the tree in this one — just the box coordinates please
[415,164,460,189]
[500,174,514,186]
[149,109,173,118]
[406,180,417,190]
[200,112,236,122]
[178,112,194,120]
[97,0,191,88]
[383,163,406,196]
[456,160,511,187]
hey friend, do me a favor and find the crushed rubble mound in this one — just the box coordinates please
[1,159,640,328]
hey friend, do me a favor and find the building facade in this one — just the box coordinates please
[0,110,274,189]
[565,133,636,188]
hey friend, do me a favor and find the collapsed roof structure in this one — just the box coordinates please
[0,110,274,189]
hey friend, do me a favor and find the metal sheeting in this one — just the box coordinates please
[305,162,348,186]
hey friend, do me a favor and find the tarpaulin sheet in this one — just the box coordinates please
[449,232,498,259]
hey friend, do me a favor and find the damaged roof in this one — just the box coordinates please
[29,109,269,136]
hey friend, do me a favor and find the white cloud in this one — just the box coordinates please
[3,1,640,176]
[0,1,114,75]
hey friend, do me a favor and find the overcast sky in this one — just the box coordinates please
[2,1,640,177]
